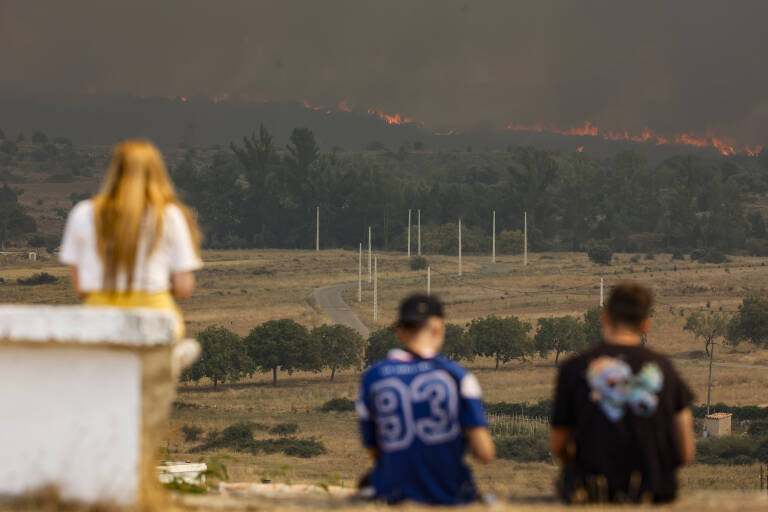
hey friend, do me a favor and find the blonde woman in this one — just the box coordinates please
[60,140,201,335]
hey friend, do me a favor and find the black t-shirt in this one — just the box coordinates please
[551,342,694,503]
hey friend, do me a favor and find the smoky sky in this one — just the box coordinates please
[2,0,768,144]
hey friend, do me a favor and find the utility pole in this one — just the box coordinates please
[358,243,362,302]
[427,266,431,295]
[458,218,462,276]
[707,340,715,415]
[315,206,319,251]
[407,209,412,257]
[368,226,372,283]
[417,209,421,255]
[600,278,604,307]
[373,255,378,321]
[492,210,496,264]
[523,211,528,267]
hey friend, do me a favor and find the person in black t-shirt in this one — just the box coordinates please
[550,282,695,504]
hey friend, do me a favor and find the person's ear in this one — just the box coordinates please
[396,327,408,342]
[639,318,652,334]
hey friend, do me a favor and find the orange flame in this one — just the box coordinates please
[505,121,762,156]
[577,146,584,153]
[212,93,230,104]
[300,99,422,126]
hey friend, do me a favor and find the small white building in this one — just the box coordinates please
[704,412,732,437]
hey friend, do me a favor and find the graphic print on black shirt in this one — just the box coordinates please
[551,343,694,503]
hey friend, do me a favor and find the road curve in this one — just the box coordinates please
[313,282,370,338]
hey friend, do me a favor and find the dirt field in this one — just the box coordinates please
[3,248,768,503]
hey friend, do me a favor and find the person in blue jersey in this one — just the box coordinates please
[356,294,495,505]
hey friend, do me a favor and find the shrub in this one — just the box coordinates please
[409,255,428,270]
[644,253,655,260]
[671,250,685,260]
[485,399,552,419]
[320,397,356,412]
[269,423,299,437]
[17,272,58,286]
[748,420,768,437]
[252,438,327,458]
[494,433,550,462]
[702,249,727,264]
[587,245,613,265]
[696,435,768,465]
[181,424,204,442]
[690,249,706,261]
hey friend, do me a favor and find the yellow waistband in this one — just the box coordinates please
[84,290,184,337]
[84,290,178,310]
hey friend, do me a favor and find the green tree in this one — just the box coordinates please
[31,130,48,144]
[442,323,475,361]
[286,127,319,174]
[245,319,320,384]
[312,324,365,380]
[182,326,252,390]
[727,296,768,348]
[0,184,37,248]
[365,327,399,366]
[684,312,730,415]
[583,307,603,345]
[587,245,613,265]
[534,315,587,364]
[469,316,532,369]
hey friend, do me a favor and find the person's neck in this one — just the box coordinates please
[404,340,438,359]
[604,330,643,346]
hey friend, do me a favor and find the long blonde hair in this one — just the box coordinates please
[93,140,200,290]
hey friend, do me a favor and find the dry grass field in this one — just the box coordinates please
[3,248,768,507]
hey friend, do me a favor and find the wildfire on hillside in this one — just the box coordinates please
[505,121,762,156]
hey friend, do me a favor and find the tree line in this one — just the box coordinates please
[169,124,768,256]
[181,308,603,388]
[183,295,768,389]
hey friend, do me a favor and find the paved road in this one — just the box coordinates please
[313,282,369,337]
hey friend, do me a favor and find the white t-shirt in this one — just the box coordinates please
[60,200,202,292]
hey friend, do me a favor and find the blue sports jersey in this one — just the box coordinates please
[357,348,487,505]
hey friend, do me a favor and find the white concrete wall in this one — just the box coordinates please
[0,346,141,505]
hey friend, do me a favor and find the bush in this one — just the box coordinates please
[690,249,706,261]
[17,272,58,286]
[252,438,327,458]
[672,250,685,260]
[269,423,299,437]
[748,420,768,437]
[696,435,768,465]
[193,422,326,458]
[691,249,726,264]
[320,397,356,412]
[702,249,727,264]
[485,400,552,419]
[181,424,204,442]
[587,245,613,265]
[28,233,59,252]
[409,255,428,270]
[494,433,550,462]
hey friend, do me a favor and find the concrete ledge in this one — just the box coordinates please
[0,305,177,346]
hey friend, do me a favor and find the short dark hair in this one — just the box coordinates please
[397,294,444,330]
[606,282,653,329]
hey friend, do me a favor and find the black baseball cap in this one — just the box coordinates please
[397,294,444,329]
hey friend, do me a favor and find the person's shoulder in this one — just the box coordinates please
[432,355,469,378]
[67,199,94,226]
[163,202,186,222]
[70,199,94,217]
